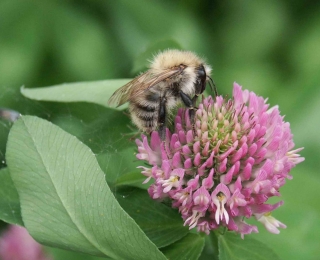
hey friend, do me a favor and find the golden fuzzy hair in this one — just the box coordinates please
[150,49,207,70]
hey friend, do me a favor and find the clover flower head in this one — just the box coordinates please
[136,83,304,237]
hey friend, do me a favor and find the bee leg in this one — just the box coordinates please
[180,91,197,125]
[190,94,200,123]
[180,91,193,108]
[158,96,167,141]
[189,69,207,125]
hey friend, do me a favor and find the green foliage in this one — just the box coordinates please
[0,1,318,259]
[6,115,166,259]
[218,232,280,260]
[114,171,150,189]
[45,247,105,260]
[21,79,131,109]
[0,168,23,226]
[161,233,205,260]
[115,187,189,248]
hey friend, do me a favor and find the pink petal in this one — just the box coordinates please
[194,152,201,166]
[184,158,193,169]
[202,169,214,189]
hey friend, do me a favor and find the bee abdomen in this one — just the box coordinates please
[136,105,157,122]
[136,103,156,113]
[130,102,158,133]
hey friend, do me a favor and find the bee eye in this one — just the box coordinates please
[197,65,206,78]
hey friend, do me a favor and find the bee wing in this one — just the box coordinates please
[129,67,184,98]
[107,81,134,107]
[108,67,183,107]
[107,72,155,107]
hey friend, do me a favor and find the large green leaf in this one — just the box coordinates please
[0,168,23,226]
[46,246,106,260]
[6,115,166,260]
[198,232,219,260]
[115,187,189,248]
[21,86,143,186]
[218,232,280,260]
[161,233,205,260]
[0,91,140,185]
[21,79,130,109]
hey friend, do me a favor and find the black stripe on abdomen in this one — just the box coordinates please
[136,103,156,112]
[135,105,157,127]
[137,112,154,121]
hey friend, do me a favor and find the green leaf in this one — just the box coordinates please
[0,118,12,165]
[6,115,166,260]
[46,246,106,260]
[97,146,141,184]
[51,101,141,186]
[21,79,131,109]
[114,171,150,189]
[0,92,140,185]
[218,232,280,260]
[115,187,189,248]
[198,232,219,260]
[0,168,23,226]
[161,233,205,260]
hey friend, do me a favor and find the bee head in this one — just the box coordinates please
[196,65,217,96]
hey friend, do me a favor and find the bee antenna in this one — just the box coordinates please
[208,76,218,97]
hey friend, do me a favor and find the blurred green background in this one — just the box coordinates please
[0,0,319,259]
